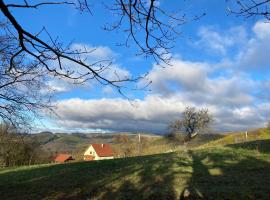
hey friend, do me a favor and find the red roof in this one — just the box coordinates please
[54,154,73,163]
[92,144,114,157]
[84,155,95,161]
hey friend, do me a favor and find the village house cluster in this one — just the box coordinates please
[54,143,114,163]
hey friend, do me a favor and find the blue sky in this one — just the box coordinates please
[5,0,270,133]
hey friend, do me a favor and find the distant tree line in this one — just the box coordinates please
[113,134,151,157]
[0,123,51,167]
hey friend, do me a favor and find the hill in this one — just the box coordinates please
[1,138,270,200]
[29,132,224,160]
[201,128,270,147]
[31,132,160,152]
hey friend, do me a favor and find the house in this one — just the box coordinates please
[54,154,74,163]
[84,144,114,161]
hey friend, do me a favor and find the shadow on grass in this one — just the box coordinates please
[99,153,177,200]
[1,148,270,200]
[227,139,270,154]
[180,149,270,200]
[0,153,178,200]
[164,133,224,148]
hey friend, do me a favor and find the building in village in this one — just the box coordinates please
[84,144,114,161]
[54,154,74,163]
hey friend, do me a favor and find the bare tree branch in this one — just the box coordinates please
[0,0,143,93]
[0,0,202,126]
[228,0,270,20]
[104,0,205,65]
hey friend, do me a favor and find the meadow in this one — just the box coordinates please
[1,129,270,200]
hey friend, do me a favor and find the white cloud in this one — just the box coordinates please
[70,43,116,60]
[197,20,270,71]
[43,78,90,94]
[196,26,247,55]
[46,21,270,133]
[45,43,131,94]
[102,64,131,82]
[45,79,71,93]
[51,56,268,133]
[66,44,130,82]
[102,86,114,94]
[236,20,270,70]
[142,59,210,95]
[52,96,187,133]
[51,92,270,133]
[253,21,270,40]
[143,59,255,106]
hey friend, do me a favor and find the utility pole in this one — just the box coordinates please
[138,133,141,156]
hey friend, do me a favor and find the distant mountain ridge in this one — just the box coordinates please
[30,132,161,154]
[30,131,225,153]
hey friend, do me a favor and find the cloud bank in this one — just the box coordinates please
[49,21,270,133]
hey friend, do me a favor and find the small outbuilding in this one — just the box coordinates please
[84,144,114,161]
[54,154,74,163]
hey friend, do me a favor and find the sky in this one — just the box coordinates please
[5,0,270,134]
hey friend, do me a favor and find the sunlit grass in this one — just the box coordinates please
[201,128,270,147]
[1,134,270,200]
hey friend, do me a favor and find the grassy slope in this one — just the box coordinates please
[1,139,270,200]
[141,133,224,152]
[201,128,270,147]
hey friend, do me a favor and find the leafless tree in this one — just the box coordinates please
[0,123,48,167]
[227,0,270,20]
[0,0,138,90]
[267,121,270,130]
[0,0,203,126]
[0,0,201,87]
[105,0,205,64]
[0,21,52,128]
[170,106,213,141]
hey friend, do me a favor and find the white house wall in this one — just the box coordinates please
[84,145,114,160]
[84,145,97,160]
[96,156,114,160]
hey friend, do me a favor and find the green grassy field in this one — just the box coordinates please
[202,128,270,147]
[1,136,270,200]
